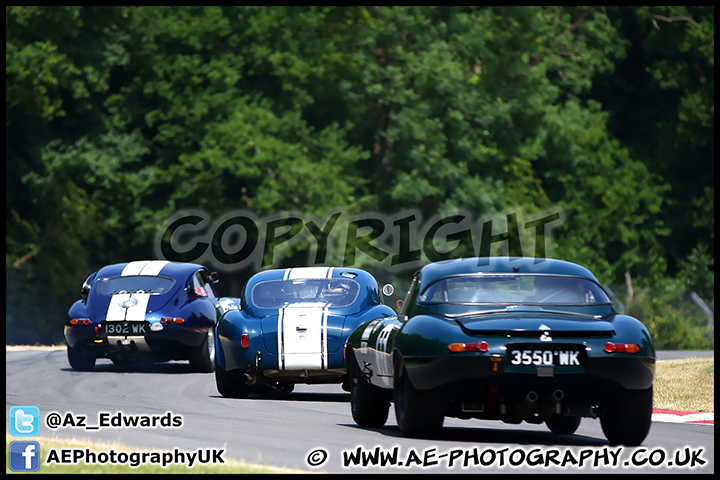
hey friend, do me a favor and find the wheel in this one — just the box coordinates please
[214,357,251,398]
[348,352,390,428]
[189,329,215,373]
[545,414,581,435]
[275,382,295,395]
[393,358,444,438]
[600,387,653,446]
[67,345,96,371]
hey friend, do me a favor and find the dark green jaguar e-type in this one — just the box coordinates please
[346,257,655,446]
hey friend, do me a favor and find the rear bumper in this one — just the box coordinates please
[216,334,346,373]
[404,354,655,396]
[64,324,209,357]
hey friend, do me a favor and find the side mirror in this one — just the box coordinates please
[382,284,394,297]
[209,271,219,284]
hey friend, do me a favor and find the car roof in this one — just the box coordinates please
[419,257,600,286]
[94,260,205,280]
[242,266,380,314]
[245,266,378,288]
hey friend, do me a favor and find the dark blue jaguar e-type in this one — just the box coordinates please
[214,266,396,397]
[65,260,239,372]
[346,257,656,446]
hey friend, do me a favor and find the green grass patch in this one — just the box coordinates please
[653,357,714,413]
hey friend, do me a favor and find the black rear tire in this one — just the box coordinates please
[393,357,444,438]
[600,387,653,446]
[214,358,251,398]
[348,351,390,428]
[67,345,96,371]
[189,329,215,373]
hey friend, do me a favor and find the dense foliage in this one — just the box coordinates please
[6,6,713,347]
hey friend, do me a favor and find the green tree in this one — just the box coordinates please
[5,6,714,346]
[589,6,714,276]
[6,6,140,341]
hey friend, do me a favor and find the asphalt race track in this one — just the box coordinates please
[6,347,714,473]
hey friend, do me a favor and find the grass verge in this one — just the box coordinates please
[653,357,714,412]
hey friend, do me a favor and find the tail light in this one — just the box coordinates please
[70,318,91,325]
[604,342,640,353]
[241,334,249,348]
[448,341,488,353]
[161,317,185,324]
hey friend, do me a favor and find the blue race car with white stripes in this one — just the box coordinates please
[65,260,240,372]
[214,267,396,397]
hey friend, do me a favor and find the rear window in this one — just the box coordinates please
[251,278,360,309]
[419,274,610,305]
[97,276,176,296]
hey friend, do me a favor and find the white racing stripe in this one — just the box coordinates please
[107,260,169,321]
[137,260,169,276]
[279,304,328,370]
[119,260,150,276]
[106,293,132,322]
[123,294,151,321]
[106,260,170,349]
[278,267,332,370]
[287,266,333,280]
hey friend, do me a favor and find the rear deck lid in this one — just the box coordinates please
[449,306,616,337]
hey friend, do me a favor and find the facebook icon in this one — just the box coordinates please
[9,441,41,472]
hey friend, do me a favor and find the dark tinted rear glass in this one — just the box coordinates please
[251,278,360,309]
[98,276,176,296]
[419,274,610,305]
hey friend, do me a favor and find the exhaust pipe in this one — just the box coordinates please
[539,389,564,420]
[243,371,293,394]
[115,339,140,355]
[508,391,538,423]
